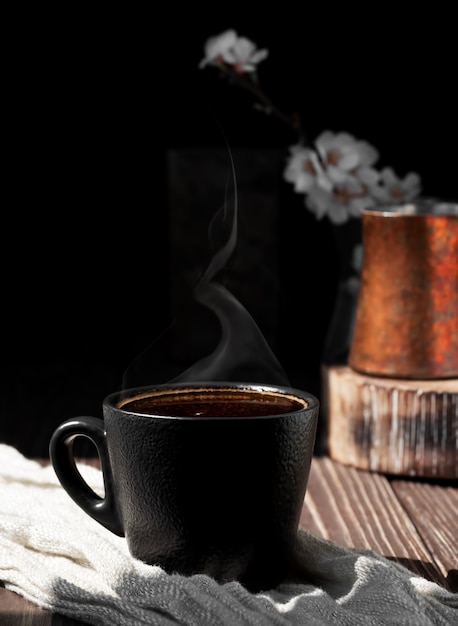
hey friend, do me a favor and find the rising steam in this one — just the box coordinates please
[122,146,289,389]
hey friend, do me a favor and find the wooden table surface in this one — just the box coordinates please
[1,455,457,625]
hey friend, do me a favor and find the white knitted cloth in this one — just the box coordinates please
[0,444,456,626]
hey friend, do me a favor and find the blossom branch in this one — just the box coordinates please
[199,29,422,225]
[216,63,308,143]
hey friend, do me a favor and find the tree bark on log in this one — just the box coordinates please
[322,364,458,479]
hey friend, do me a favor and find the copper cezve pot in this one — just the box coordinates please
[348,200,458,379]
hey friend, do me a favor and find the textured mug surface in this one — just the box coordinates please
[49,382,319,591]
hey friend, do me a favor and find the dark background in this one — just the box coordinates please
[2,8,456,457]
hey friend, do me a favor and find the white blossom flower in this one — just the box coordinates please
[352,243,364,273]
[283,132,382,224]
[198,29,268,74]
[306,179,376,224]
[345,274,361,295]
[283,145,325,193]
[198,30,238,69]
[341,242,364,293]
[316,131,378,169]
[315,131,380,188]
[224,37,269,73]
[373,167,422,204]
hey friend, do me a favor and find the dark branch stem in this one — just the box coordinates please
[217,64,310,146]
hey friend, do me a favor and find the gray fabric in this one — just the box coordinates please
[0,444,456,626]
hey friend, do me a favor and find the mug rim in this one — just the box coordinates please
[104,381,319,420]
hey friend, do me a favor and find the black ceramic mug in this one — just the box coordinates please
[49,381,319,591]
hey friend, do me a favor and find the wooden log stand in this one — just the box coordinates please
[322,364,458,479]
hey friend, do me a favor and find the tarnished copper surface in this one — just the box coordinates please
[349,201,458,379]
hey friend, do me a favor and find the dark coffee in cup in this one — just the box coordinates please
[49,382,319,591]
[118,387,306,417]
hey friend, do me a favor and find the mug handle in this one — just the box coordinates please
[49,416,124,536]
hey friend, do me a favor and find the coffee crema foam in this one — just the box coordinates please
[116,387,308,418]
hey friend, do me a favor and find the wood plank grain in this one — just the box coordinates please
[0,586,94,626]
[0,586,51,625]
[390,478,458,592]
[301,456,446,587]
